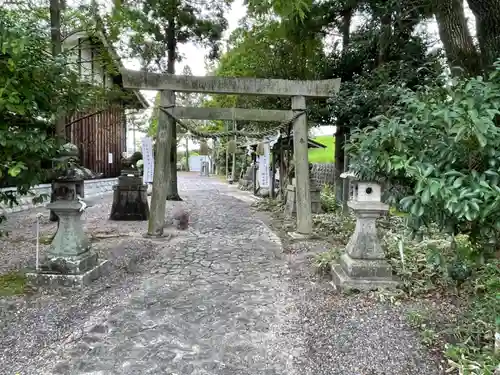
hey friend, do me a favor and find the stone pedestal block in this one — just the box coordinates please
[331,201,399,291]
[26,200,108,287]
[284,184,322,217]
[109,175,149,221]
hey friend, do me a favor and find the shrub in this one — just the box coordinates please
[348,61,500,251]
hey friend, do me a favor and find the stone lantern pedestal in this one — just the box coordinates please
[26,192,108,287]
[331,201,399,291]
[109,170,149,221]
[26,144,108,287]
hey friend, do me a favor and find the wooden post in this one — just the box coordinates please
[231,121,237,181]
[292,96,312,235]
[342,132,350,209]
[252,151,258,195]
[270,148,276,199]
[279,141,285,200]
[147,90,171,236]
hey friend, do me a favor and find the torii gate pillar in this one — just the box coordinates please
[120,69,341,237]
[291,95,312,235]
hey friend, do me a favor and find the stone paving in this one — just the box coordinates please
[0,173,443,375]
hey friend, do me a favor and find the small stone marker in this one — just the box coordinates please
[109,169,149,221]
[331,175,399,291]
[200,161,210,177]
[26,144,108,287]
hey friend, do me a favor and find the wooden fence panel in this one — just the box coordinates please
[65,105,126,177]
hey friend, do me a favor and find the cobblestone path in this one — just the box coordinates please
[29,175,302,375]
[2,174,441,375]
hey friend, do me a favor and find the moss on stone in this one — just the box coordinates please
[0,271,27,296]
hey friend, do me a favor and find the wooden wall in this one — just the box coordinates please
[65,105,126,178]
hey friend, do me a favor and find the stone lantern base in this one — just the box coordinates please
[26,201,109,287]
[331,200,399,291]
[331,255,400,291]
[26,259,109,288]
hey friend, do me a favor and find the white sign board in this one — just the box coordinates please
[258,142,270,188]
[108,153,113,164]
[141,136,154,184]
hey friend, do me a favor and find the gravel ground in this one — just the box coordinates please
[0,173,443,374]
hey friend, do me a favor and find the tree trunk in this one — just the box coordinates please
[433,0,482,76]
[466,0,500,71]
[165,20,182,201]
[378,13,392,65]
[334,128,346,202]
[49,0,65,223]
[335,8,353,204]
[340,8,352,52]
[50,0,65,140]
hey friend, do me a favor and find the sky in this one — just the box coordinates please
[125,1,476,153]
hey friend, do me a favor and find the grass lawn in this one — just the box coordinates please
[308,135,335,163]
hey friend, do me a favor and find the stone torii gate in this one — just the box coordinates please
[121,69,340,236]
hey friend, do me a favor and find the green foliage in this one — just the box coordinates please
[0,8,107,210]
[349,63,500,248]
[313,247,340,275]
[309,135,335,163]
[205,18,331,132]
[109,0,230,71]
[327,27,444,133]
[246,0,312,19]
[444,261,499,374]
[311,202,498,374]
[214,143,244,177]
[320,184,340,212]
[383,230,499,374]
[0,271,27,296]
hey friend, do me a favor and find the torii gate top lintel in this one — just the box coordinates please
[126,68,342,236]
[121,69,340,98]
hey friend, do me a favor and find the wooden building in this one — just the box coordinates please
[62,27,148,177]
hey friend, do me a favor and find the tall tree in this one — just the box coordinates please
[432,0,481,76]
[466,0,500,70]
[50,0,66,141]
[110,0,230,235]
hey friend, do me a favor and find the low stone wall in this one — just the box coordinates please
[0,178,117,214]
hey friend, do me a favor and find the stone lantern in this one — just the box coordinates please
[26,143,108,287]
[331,173,399,290]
